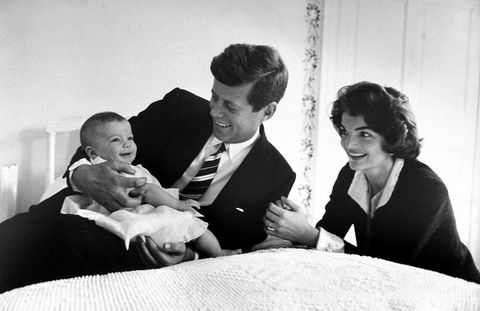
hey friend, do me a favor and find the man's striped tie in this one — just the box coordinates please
[180,143,226,200]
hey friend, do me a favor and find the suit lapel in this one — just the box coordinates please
[213,125,272,204]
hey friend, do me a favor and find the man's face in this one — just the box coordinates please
[209,79,275,143]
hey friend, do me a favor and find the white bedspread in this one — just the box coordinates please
[0,248,479,310]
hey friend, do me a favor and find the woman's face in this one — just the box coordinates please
[339,112,392,174]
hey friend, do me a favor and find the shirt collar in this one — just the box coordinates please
[208,128,260,160]
[347,158,405,214]
[90,156,107,165]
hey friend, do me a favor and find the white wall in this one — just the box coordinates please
[0,0,307,212]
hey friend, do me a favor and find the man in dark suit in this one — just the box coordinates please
[0,43,295,291]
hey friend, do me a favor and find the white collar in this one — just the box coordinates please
[208,128,260,160]
[347,158,404,214]
[90,156,107,165]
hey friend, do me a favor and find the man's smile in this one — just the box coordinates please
[215,121,231,128]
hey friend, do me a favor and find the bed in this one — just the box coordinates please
[0,248,478,310]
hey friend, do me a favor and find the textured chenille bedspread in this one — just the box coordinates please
[0,248,479,310]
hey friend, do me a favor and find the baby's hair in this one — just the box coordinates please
[80,112,127,149]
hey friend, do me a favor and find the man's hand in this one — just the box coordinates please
[134,237,194,268]
[72,161,146,212]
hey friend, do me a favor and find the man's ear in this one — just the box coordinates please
[261,102,277,122]
[85,146,97,160]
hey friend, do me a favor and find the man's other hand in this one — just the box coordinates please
[135,237,195,268]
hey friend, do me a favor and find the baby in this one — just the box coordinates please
[61,111,222,258]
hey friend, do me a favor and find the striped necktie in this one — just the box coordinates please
[180,143,226,200]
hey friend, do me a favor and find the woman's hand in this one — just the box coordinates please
[134,236,195,268]
[72,161,146,212]
[263,197,319,247]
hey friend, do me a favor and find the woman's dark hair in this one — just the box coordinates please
[210,43,288,112]
[330,81,422,159]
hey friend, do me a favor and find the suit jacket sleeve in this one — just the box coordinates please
[316,165,356,236]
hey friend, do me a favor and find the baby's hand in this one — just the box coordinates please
[186,199,201,209]
[176,199,201,213]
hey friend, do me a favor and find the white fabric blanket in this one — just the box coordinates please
[0,248,479,310]
[76,204,207,249]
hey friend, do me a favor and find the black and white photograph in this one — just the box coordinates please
[0,0,479,309]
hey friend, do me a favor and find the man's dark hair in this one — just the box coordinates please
[210,43,288,111]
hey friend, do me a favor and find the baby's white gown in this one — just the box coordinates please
[61,158,207,250]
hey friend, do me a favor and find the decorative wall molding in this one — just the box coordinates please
[298,0,322,213]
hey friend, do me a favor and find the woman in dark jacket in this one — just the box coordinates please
[264,81,480,283]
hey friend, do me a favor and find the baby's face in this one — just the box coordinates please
[92,120,137,164]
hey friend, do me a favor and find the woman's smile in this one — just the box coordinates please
[347,150,367,160]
